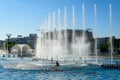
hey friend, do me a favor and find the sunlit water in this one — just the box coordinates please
[0,58,120,80]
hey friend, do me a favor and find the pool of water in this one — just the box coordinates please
[0,58,120,80]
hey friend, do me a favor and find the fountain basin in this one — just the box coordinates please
[2,59,89,71]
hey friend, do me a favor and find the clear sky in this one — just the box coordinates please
[0,0,120,40]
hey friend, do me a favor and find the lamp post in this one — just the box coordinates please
[6,34,11,54]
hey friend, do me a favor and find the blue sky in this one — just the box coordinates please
[0,0,120,40]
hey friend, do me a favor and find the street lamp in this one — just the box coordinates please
[6,34,11,54]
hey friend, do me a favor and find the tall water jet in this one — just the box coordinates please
[44,18,47,41]
[57,9,63,48]
[109,4,113,64]
[41,19,46,56]
[64,6,68,54]
[48,13,51,40]
[52,12,56,40]
[52,12,56,57]
[58,9,61,40]
[72,5,75,44]
[35,28,40,57]
[94,4,98,63]
[82,3,85,39]
[82,3,86,62]
[47,13,50,55]
[71,5,76,57]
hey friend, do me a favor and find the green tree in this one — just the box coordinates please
[4,41,16,53]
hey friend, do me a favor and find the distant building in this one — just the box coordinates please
[43,29,94,53]
[9,37,27,44]
[45,29,93,42]
[97,37,109,45]
[24,34,37,49]
[4,34,37,50]
[2,30,93,54]
[17,35,22,38]
[0,40,3,47]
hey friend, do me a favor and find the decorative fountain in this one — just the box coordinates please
[35,3,90,62]
[101,4,119,68]
[1,3,116,71]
